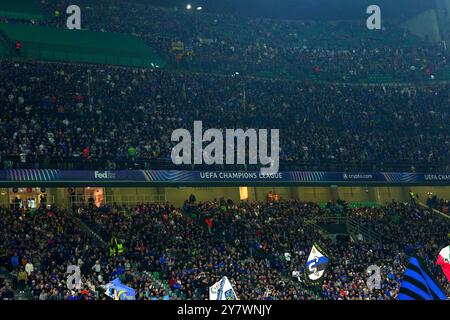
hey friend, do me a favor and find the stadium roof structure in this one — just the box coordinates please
[138,0,433,21]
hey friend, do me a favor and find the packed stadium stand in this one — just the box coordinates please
[1,60,450,172]
[1,200,449,300]
[0,0,450,302]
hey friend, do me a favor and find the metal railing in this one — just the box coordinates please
[305,215,382,243]
[307,216,347,225]
[68,194,166,208]
[67,210,107,247]
[346,217,382,243]
[418,202,450,220]
[2,156,450,172]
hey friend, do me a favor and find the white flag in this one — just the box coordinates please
[209,276,238,300]
[306,244,329,281]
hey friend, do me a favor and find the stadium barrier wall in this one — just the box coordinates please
[3,169,450,186]
[2,170,450,208]
[4,185,450,210]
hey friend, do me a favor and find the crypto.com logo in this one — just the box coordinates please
[171,121,280,174]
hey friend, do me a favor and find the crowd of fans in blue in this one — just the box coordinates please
[1,60,450,172]
[0,199,449,300]
[0,1,448,171]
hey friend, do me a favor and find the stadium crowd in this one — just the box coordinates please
[0,204,173,300]
[1,199,448,300]
[2,0,448,82]
[1,60,450,171]
[426,195,450,214]
[0,0,449,303]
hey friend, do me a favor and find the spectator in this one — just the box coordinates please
[17,268,28,293]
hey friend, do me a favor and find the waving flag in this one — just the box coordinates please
[436,245,450,282]
[209,276,238,300]
[103,278,136,300]
[398,257,446,300]
[305,243,329,285]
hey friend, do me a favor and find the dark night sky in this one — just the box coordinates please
[129,0,433,21]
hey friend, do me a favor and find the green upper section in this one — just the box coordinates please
[0,23,165,68]
[0,0,45,21]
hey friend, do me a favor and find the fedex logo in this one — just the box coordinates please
[94,171,116,179]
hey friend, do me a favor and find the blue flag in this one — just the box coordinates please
[105,278,136,300]
[398,257,447,300]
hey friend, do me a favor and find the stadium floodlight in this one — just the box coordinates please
[186,4,192,10]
